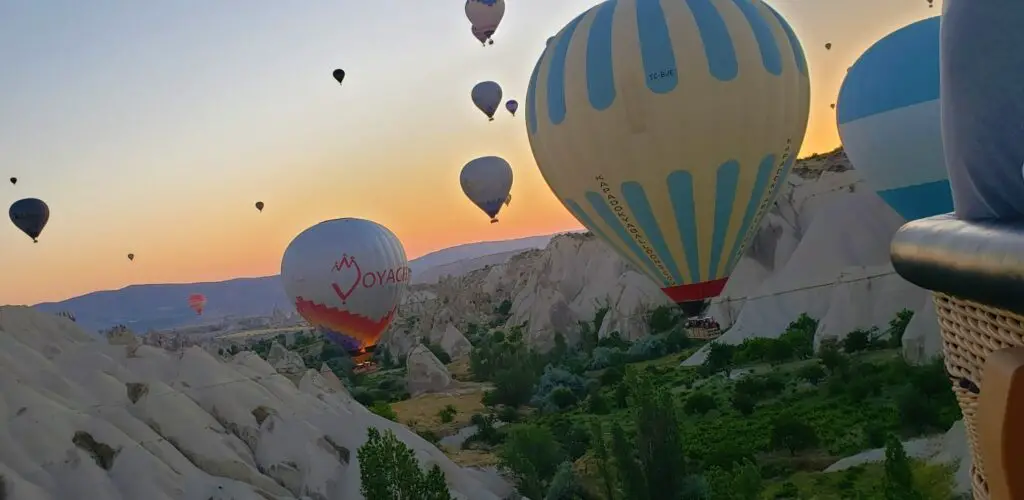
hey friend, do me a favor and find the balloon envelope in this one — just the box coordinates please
[465,0,505,39]
[525,0,810,308]
[8,177,15,185]
[332,69,345,85]
[461,156,514,222]
[471,25,489,44]
[837,16,951,221]
[471,81,502,120]
[127,253,134,261]
[187,293,207,315]
[505,99,519,115]
[281,218,409,352]
[9,198,50,242]
[255,201,264,212]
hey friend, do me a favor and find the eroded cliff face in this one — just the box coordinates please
[381,233,669,356]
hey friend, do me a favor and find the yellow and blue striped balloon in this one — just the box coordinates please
[526,0,810,309]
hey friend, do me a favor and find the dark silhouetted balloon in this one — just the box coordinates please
[255,201,264,212]
[825,42,832,50]
[830,103,836,109]
[333,69,345,85]
[8,177,15,185]
[128,253,135,261]
[9,198,50,243]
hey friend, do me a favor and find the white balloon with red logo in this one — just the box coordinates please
[280,217,409,351]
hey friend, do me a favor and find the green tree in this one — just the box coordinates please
[499,424,566,499]
[883,434,923,500]
[590,420,616,500]
[544,461,584,500]
[731,393,756,416]
[887,309,914,348]
[610,423,647,500]
[438,404,457,424]
[842,329,872,353]
[357,427,453,500]
[769,414,818,456]
[683,392,718,416]
[703,342,735,376]
[704,459,762,500]
[796,363,826,385]
[765,339,794,365]
[629,371,689,499]
[369,402,398,421]
[818,340,848,375]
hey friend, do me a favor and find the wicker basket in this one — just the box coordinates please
[933,292,1024,499]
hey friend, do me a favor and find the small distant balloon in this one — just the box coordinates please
[471,81,503,121]
[460,156,514,223]
[465,0,505,44]
[188,293,207,315]
[8,177,15,185]
[127,253,135,261]
[255,201,264,212]
[332,69,345,85]
[9,198,49,243]
[505,99,519,116]
[825,42,832,50]
[830,103,836,110]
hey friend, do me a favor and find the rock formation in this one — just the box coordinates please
[0,305,505,499]
[405,344,454,396]
[266,342,307,385]
[439,324,473,359]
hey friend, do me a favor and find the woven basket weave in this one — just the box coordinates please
[933,292,1024,499]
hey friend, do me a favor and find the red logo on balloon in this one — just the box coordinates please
[331,254,362,304]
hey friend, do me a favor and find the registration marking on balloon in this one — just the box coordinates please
[647,68,676,83]
[594,175,675,285]
[329,254,411,305]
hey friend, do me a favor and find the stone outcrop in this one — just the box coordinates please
[439,324,473,359]
[0,305,507,499]
[405,344,453,396]
[266,342,307,385]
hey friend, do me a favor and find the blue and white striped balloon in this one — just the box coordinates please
[837,16,952,221]
[526,0,810,309]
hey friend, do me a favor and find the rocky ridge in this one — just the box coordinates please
[0,306,508,499]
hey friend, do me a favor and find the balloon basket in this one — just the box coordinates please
[490,218,498,224]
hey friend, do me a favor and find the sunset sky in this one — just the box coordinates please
[0,0,940,305]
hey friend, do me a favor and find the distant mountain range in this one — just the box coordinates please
[31,234,561,332]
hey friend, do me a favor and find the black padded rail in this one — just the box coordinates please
[890,213,1024,316]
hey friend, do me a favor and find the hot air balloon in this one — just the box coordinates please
[465,0,505,44]
[837,16,951,221]
[830,103,836,110]
[471,81,502,121]
[505,99,519,116]
[127,253,134,261]
[255,201,264,212]
[471,26,489,46]
[187,293,207,315]
[8,177,15,185]
[280,218,409,353]
[525,0,810,316]
[332,69,345,85]
[9,198,50,243]
[825,42,832,50]
[460,156,514,223]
